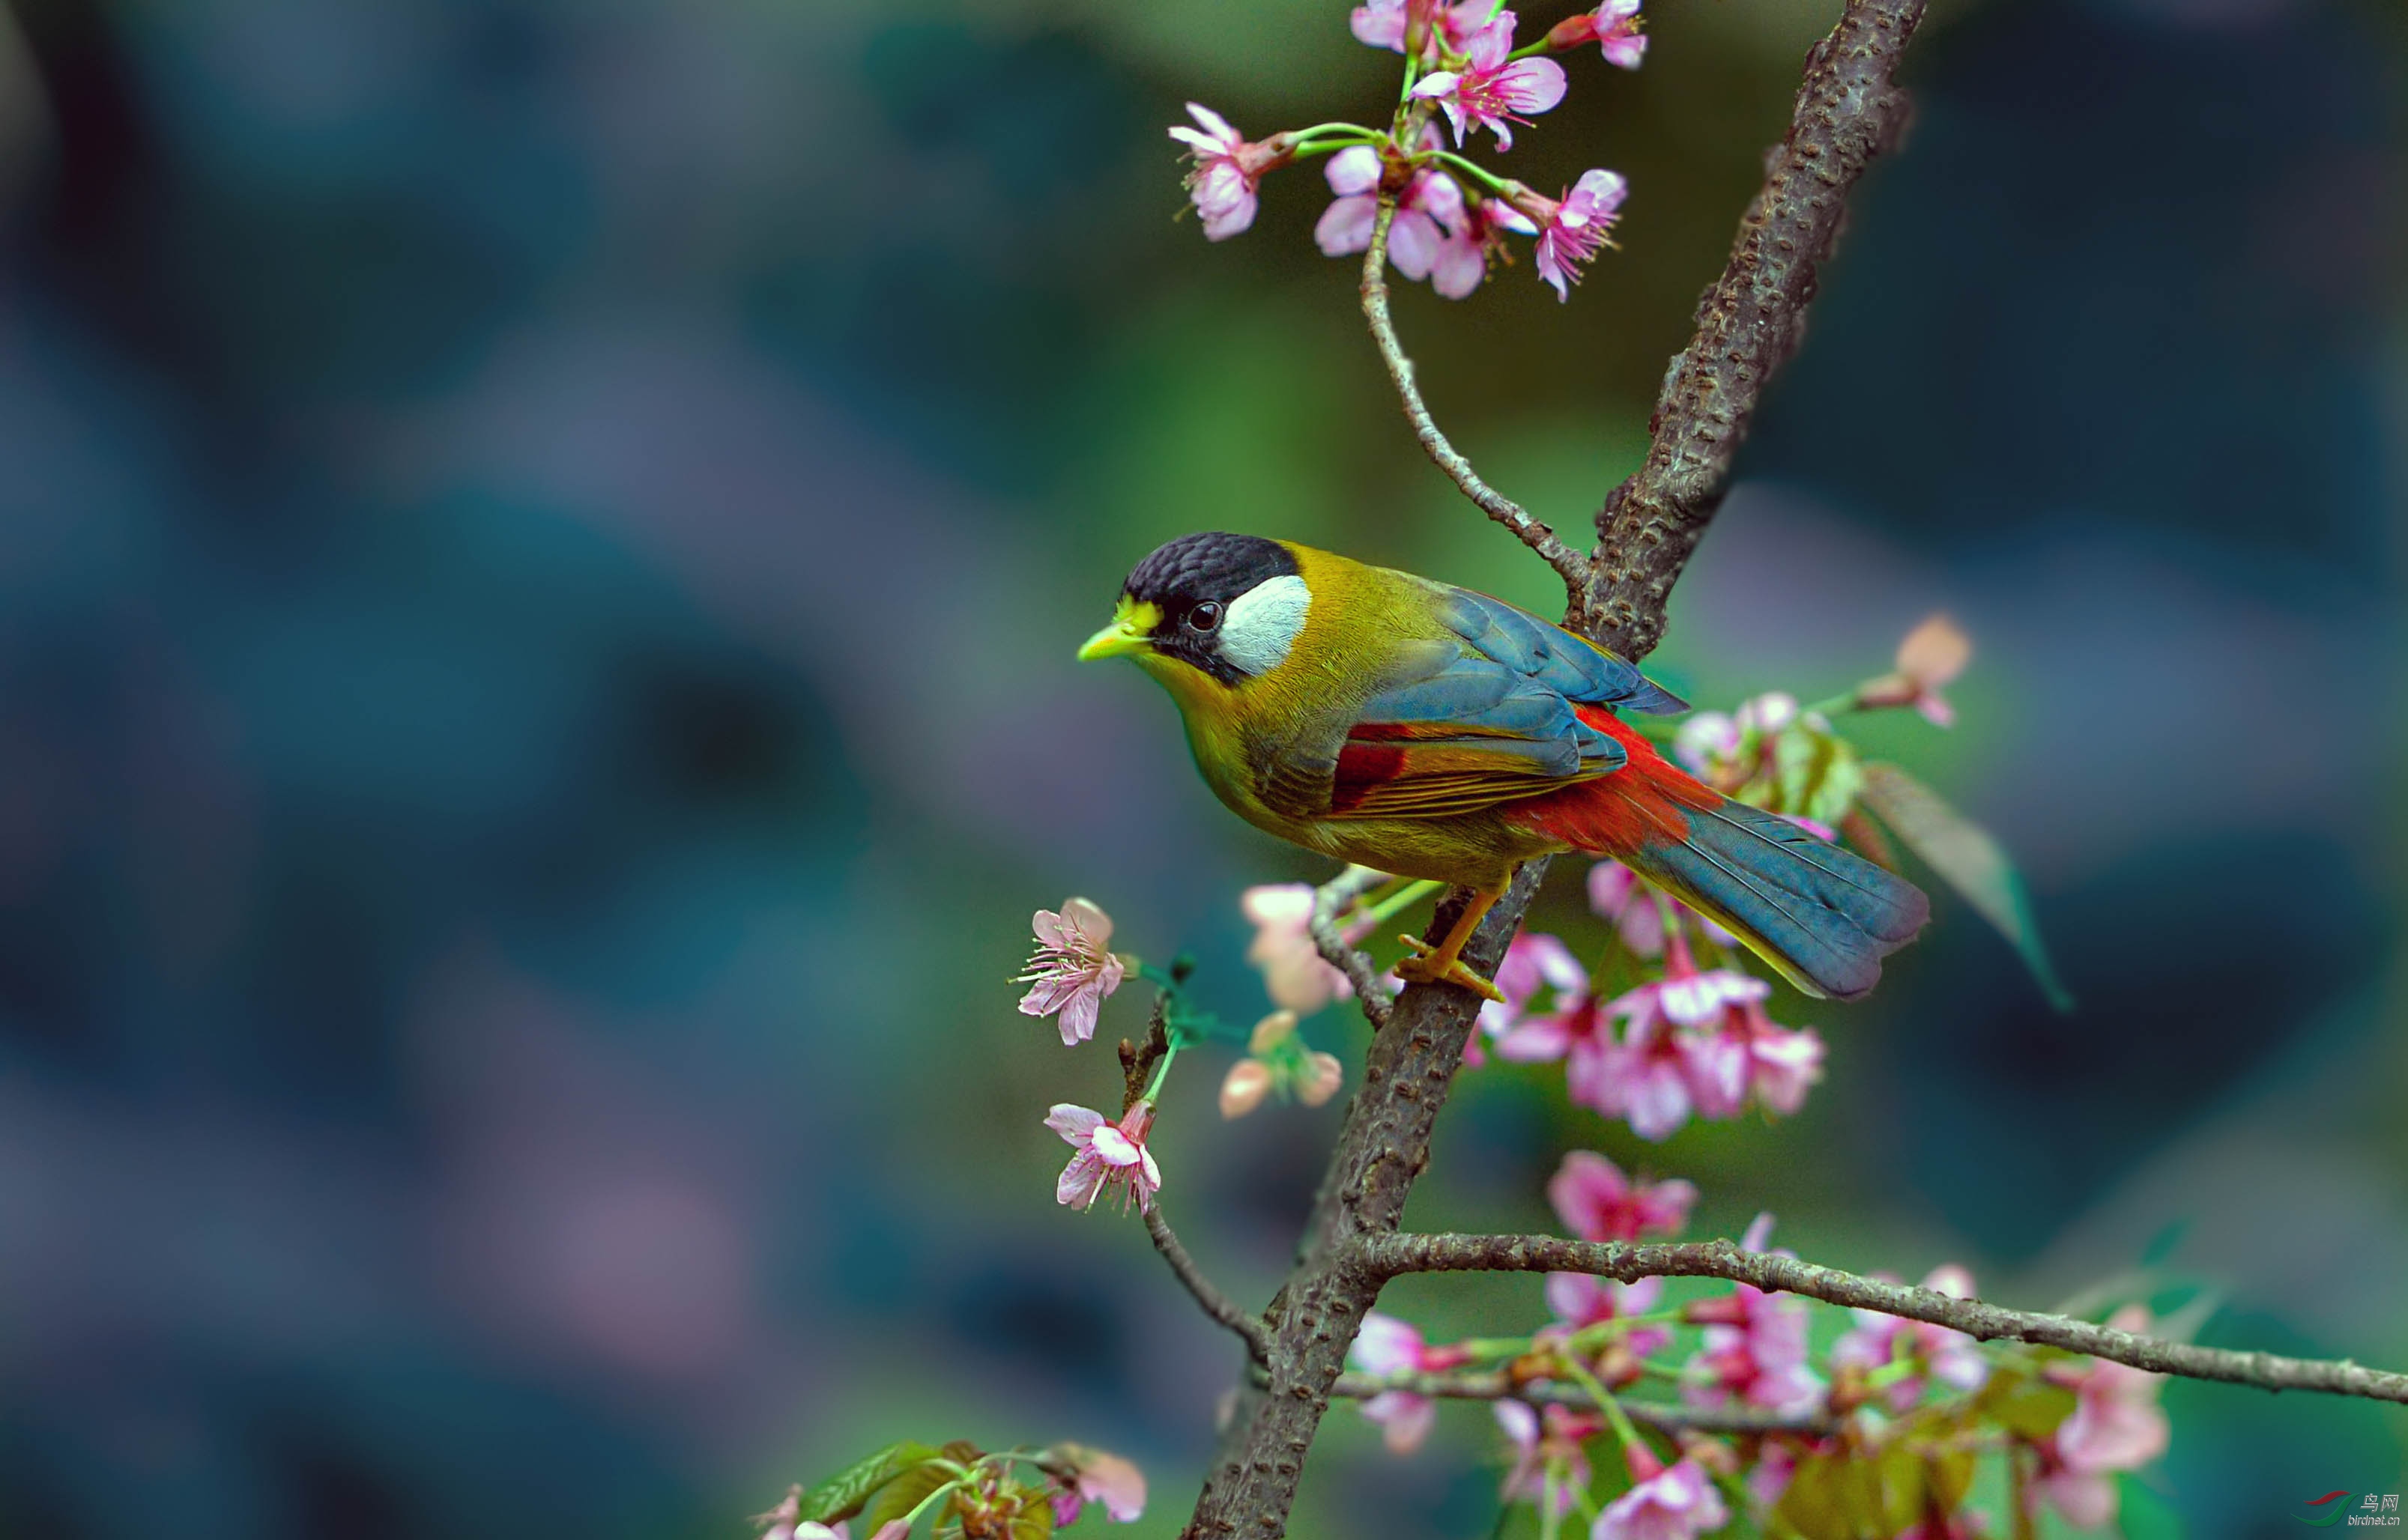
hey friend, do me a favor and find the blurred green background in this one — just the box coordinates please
[0,0,2401,1536]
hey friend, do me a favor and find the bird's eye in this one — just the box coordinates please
[1188,601,1223,633]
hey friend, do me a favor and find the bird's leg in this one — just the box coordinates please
[1392,887,1505,1004]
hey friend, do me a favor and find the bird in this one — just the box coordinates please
[1077,532,1928,1004]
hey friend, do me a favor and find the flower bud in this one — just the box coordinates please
[1248,1009,1298,1053]
[1298,1051,1344,1106]
[1219,1060,1273,1119]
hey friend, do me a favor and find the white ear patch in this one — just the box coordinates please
[1219,574,1311,676]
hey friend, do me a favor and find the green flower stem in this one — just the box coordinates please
[1800,691,1860,718]
[1357,878,1445,932]
[1456,1334,1538,1359]
[902,1479,965,1528]
[1291,121,1381,141]
[1431,148,1519,197]
[1559,1353,1651,1454]
[1143,1037,1182,1103]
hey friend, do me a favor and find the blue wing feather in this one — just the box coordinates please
[1440,589,1687,715]
[1322,586,1684,819]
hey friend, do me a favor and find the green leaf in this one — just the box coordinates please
[1977,1374,2080,1441]
[863,1460,956,1533]
[1926,1450,1978,1512]
[796,1442,943,1524]
[1857,762,2073,1010]
[1011,1498,1058,1540]
[1779,1453,1892,1540]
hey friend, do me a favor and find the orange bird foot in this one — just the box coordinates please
[1392,933,1507,1004]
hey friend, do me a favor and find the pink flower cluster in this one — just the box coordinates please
[1596,1449,1728,1540]
[1481,870,1825,1140]
[2029,1305,2170,1528]
[1346,1312,1474,1453]
[1170,2,1644,300]
[1681,1217,1825,1415]
[1410,11,1567,151]
[1830,1264,1991,1411]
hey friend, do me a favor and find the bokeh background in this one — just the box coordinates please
[0,0,2401,1535]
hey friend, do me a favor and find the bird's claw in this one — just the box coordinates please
[1393,934,1507,1004]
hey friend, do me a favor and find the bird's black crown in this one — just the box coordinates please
[1122,532,1297,610]
[1120,533,1300,686]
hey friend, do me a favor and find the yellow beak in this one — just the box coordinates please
[1077,599,1160,662]
[1077,621,1150,662]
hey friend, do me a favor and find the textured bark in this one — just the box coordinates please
[1179,869,1543,1538]
[1581,0,1928,658]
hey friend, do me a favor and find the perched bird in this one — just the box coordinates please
[1078,533,1927,1002]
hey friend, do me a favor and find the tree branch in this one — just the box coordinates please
[1365,1234,2408,1406]
[1310,867,1394,1029]
[1329,1370,1839,1438]
[1182,865,1547,1539]
[1582,0,1929,658]
[1148,1204,1273,1367]
[1360,198,1593,605]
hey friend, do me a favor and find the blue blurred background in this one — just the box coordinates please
[0,0,2400,1536]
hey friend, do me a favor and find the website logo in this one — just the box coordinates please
[2297,1493,2401,1527]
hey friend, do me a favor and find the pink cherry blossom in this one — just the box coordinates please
[1496,1399,1600,1518]
[1734,691,1799,736]
[1479,930,1584,1040]
[1829,1264,1990,1410]
[1349,0,1491,61]
[1422,196,1539,300]
[1047,1102,1163,1213]
[1672,711,1741,779]
[1018,898,1126,1045]
[1314,139,1476,299]
[1511,169,1627,300]
[1683,1216,1825,1414]
[2031,1304,2169,1525]
[1681,989,1826,1121]
[1168,103,1292,241]
[1545,1,1646,69]
[1240,884,1354,1013]
[1047,1445,1147,1526]
[1544,1271,1670,1357]
[1587,861,1668,956]
[1548,1151,1696,1241]
[1484,938,1627,1118]
[1855,613,1972,727]
[1592,1452,1728,1540]
[1592,938,1761,1139]
[1411,13,1567,151]
[1348,1312,1470,1454]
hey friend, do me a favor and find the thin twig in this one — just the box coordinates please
[1360,198,1594,604]
[1329,1370,1839,1439]
[1147,1205,1272,1367]
[1310,867,1394,1028]
[1585,0,1929,659]
[1364,1234,2408,1407]
[1118,991,1173,1115]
